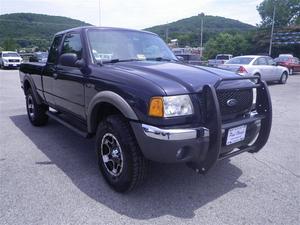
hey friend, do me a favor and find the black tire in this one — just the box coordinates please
[95,115,147,193]
[279,72,288,84]
[25,89,49,126]
[0,62,5,69]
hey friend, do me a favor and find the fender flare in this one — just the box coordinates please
[87,91,138,133]
[23,74,42,105]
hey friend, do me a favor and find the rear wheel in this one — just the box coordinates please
[26,89,49,126]
[279,72,288,84]
[96,115,148,193]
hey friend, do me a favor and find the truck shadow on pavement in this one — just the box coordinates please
[11,114,247,219]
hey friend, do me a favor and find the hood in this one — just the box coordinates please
[113,61,244,95]
[3,56,22,60]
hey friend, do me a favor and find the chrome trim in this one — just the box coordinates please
[142,124,209,141]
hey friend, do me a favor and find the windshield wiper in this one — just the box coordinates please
[146,57,178,62]
[101,58,142,64]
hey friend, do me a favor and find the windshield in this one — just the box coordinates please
[3,52,20,57]
[226,57,254,65]
[216,55,230,60]
[88,29,177,63]
[274,57,291,62]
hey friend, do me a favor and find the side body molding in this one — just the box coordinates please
[87,91,138,133]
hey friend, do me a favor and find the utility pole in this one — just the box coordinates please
[165,25,169,43]
[269,3,276,56]
[199,13,205,59]
[98,0,101,26]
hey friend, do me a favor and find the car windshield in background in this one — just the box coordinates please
[36,52,48,59]
[88,30,177,63]
[216,55,230,60]
[226,57,254,65]
[274,57,291,62]
[3,53,20,57]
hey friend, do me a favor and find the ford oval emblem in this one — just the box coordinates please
[226,99,238,107]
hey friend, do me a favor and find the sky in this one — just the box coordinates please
[0,0,264,29]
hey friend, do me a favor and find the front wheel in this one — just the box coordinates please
[279,72,288,84]
[96,115,148,193]
[26,89,49,126]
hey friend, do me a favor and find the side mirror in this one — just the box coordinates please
[59,53,80,67]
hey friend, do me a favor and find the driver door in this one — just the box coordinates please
[53,32,86,120]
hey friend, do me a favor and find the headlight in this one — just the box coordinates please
[149,95,194,117]
[3,59,8,62]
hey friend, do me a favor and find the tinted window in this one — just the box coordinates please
[62,33,83,58]
[226,57,254,65]
[48,35,63,63]
[216,55,231,60]
[255,57,268,65]
[274,56,292,62]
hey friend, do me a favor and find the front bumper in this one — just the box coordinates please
[131,114,261,164]
[3,62,21,67]
[131,76,272,173]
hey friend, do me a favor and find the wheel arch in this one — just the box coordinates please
[23,75,42,105]
[87,91,138,134]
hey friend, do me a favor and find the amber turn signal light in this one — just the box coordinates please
[148,97,164,117]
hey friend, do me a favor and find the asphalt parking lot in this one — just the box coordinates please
[0,69,299,225]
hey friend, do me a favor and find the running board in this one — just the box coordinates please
[46,111,89,138]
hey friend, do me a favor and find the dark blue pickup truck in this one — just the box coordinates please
[19,27,272,192]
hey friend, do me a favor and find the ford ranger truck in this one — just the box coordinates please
[19,27,272,193]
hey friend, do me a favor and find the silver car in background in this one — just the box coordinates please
[218,55,289,84]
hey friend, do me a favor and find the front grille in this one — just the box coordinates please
[8,59,20,62]
[217,89,253,118]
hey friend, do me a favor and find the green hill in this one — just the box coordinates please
[0,13,255,50]
[146,15,255,47]
[0,13,91,50]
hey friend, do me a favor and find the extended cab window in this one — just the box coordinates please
[61,33,83,59]
[48,35,63,64]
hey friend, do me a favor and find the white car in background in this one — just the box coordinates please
[0,51,23,69]
[218,55,289,84]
